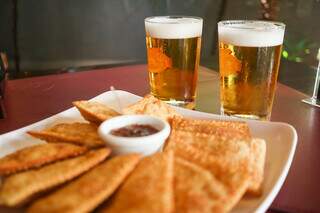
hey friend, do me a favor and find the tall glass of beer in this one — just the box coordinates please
[145,16,203,109]
[218,20,285,120]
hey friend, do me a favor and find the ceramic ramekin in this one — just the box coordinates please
[98,115,170,156]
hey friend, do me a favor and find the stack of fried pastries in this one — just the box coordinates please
[165,116,266,212]
[0,94,266,213]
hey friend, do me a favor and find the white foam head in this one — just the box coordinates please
[218,20,285,47]
[145,16,203,39]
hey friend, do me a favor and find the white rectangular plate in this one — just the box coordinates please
[0,90,297,213]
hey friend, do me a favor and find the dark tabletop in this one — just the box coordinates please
[0,64,319,213]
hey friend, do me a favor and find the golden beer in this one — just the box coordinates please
[218,21,285,120]
[145,16,203,109]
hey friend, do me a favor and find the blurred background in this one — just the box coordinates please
[0,0,319,94]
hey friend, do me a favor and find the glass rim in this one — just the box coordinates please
[218,20,285,30]
[145,16,203,24]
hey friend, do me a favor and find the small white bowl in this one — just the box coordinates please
[98,115,171,156]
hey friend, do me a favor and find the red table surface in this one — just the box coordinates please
[0,64,319,213]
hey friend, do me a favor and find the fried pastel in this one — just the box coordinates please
[172,143,251,212]
[174,157,228,213]
[102,151,174,213]
[0,148,110,207]
[247,138,266,195]
[0,143,87,175]
[28,122,105,148]
[166,116,263,195]
[28,154,141,213]
[169,116,251,143]
[166,136,252,212]
[123,94,181,121]
[73,100,120,125]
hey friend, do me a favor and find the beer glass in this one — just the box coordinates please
[218,20,285,120]
[145,16,203,109]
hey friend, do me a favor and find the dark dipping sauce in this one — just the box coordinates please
[110,124,159,137]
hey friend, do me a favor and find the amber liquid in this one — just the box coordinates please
[219,42,282,120]
[146,36,201,109]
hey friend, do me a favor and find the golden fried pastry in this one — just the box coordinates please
[247,138,266,195]
[168,142,251,212]
[168,116,251,143]
[174,157,228,213]
[28,122,105,148]
[166,116,264,195]
[0,148,110,206]
[123,94,181,121]
[102,151,174,213]
[28,154,141,213]
[166,117,254,212]
[73,100,120,125]
[0,143,87,175]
